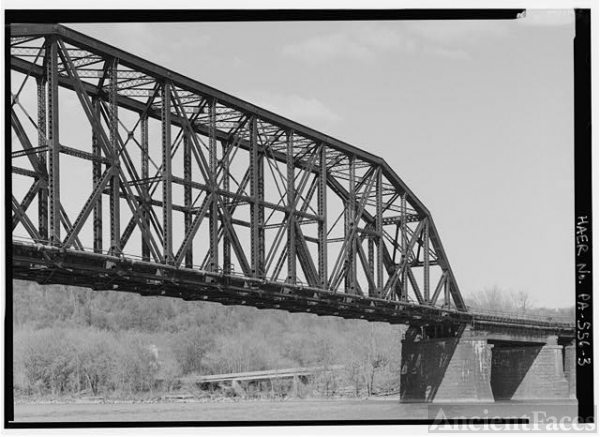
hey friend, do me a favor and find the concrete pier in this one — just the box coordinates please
[490,344,569,400]
[400,326,575,403]
[401,332,494,402]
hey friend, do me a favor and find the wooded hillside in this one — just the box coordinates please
[11,280,403,399]
[10,280,573,400]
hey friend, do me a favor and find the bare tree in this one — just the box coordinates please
[512,290,533,316]
[466,286,533,317]
[467,286,510,312]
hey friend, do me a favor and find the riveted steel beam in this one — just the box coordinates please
[161,81,173,263]
[345,155,356,294]
[36,76,48,241]
[250,115,265,278]
[141,114,150,261]
[183,133,193,268]
[46,36,60,245]
[12,196,43,243]
[12,180,42,231]
[221,140,231,274]
[318,143,327,288]
[401,194,408,301]
[423,218,430,302]
[208,98,219,272]
[108,57,121,256]
[92,97,103,253]
[376,167,384,295]
[287,131,296,284]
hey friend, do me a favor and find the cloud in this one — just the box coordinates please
[423,46,470,61]
[282,32,373,64]
[359,26,417,53]
[281,22,506,65]
[69,23,211,69]
[243,91,342,124]
[404,21,509,48]
[232,56,245,69]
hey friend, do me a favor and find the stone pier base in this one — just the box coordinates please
[563,343,577,399]
[401,335,494,403]
[491,344,570,401]
[400,328,575,403]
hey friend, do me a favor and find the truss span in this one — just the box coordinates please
[10,24,573,334]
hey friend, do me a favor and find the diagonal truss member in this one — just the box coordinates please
[10,24,467,312]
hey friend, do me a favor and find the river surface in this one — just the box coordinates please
[11,399,578,424]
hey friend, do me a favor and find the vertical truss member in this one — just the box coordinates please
[9,24,467,313]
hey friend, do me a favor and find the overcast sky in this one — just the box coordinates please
[24,12,574,308]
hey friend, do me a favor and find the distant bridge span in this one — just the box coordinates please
[10,24,575,403]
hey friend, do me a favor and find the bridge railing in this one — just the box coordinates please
[468,306,574,326]
[12,235,574,330]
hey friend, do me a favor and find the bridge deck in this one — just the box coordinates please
[12,241,574,337]
[181,365,345,385]
[9,24,573,340]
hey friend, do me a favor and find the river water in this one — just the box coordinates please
[12,399,579,424]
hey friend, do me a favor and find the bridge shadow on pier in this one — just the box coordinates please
[490,343,543,401]
[401,326,572,403]
[400,325,465,403]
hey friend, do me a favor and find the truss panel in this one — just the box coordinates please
[10,24,479,328]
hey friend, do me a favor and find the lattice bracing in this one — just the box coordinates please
[11,24,474,327]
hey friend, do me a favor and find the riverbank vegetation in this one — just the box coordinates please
[11,280,573,401]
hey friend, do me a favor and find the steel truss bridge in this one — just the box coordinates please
[9,24,573,337]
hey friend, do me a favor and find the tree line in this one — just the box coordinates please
[11,281,573,400]
[12,280,402,399]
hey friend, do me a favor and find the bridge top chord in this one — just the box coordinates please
[10,23,574,337]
